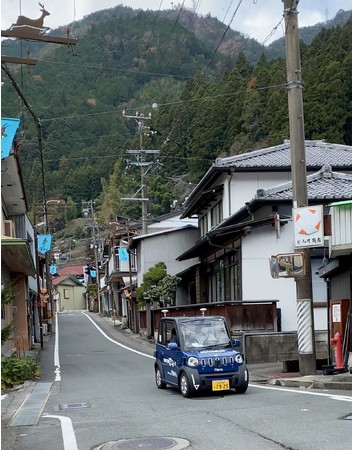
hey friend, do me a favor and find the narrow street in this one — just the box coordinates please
[2,311,351,450]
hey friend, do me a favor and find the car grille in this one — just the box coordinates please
[200,356,235,367]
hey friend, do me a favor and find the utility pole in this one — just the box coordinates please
[83,201,101,314]
[283,0,316,375]
[122,111,159,234]
[122,111,159,334]
[34,228,44,349]
[2,63,53,336]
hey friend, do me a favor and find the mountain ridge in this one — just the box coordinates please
[1,6,351,228]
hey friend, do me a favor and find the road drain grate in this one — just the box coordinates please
[94,437,190,450]
[59,402,91,410]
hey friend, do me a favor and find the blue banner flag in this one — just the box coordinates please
[37,234,52,254]
[1,118,20,158]
[49,265,57,275]
[118,247,129,262]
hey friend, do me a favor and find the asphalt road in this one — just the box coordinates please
[2,311,352,450]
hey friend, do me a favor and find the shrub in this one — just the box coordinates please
[136,262,181,307]
[1,355,41,390]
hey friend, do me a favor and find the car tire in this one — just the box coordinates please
[179,372,191,398]
[155,365,166,389]
[234,367,249,393]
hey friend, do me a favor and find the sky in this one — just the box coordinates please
[1,0,351,45]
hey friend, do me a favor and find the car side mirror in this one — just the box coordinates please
[167,342,178,350]
[232,339,241,347]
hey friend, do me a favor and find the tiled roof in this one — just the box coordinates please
[52,275,84,286]
[52,275,69,286]
[181,141,352,218]
[215,140,352,169]
[57,264,85,276]
[256,165,352,201]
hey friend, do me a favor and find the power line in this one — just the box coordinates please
[162,0,186,52]
[208,0,235,50]
[144,0,164,53]
[36,82,285,123]
[261,16,285,46]
[201,0,243,77]
[181,0,202,43]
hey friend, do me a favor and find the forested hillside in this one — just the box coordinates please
[1,5,352,228]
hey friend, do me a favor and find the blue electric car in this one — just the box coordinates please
[154,315,249,397]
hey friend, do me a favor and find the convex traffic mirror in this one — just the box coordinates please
[269,253,306,278]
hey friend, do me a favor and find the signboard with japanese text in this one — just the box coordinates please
[293,205,324,248]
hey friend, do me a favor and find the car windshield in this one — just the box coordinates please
[179,319,231,350]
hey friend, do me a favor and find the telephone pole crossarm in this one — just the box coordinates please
[123,111,160,234]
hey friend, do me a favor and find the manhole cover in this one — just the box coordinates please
[59,402,91,410]
[95,437,190,450]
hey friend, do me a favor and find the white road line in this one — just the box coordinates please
[54,312,61,381]
[43,415,78,450]
[80,312,351,404]
[81,312,154,359]
[249,383,352,402]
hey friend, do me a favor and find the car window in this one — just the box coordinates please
[166,322,178,344]
[158,321,177,345]
[179,319,231,348]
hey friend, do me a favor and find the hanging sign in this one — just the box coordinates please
[49,265,58,275]
[1,117,20,158]
[293,205,324,248]
[37,234,52,253]
[118,247,129,262]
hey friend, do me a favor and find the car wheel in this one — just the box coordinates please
[179,372,191,398]
[155,366,166,389]
[235,367,249,393]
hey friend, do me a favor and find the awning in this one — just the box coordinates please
[1,237,36,275]
[330,200,352,207]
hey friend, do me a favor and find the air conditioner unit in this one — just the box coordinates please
[3,220,16,238]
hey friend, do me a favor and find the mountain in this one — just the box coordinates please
[3,7,351,64]
[1,6,352,228]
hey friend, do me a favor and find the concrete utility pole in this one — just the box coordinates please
[83,200,101,314]
[2,63,54,336]
[122,111,159,234]
[283,0,316,375]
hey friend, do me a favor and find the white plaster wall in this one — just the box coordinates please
[229,172,292,217]
[242,222,328,332]
[137,228,199,285]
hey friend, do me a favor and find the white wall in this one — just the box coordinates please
[242,222,328,332]
[137,228,199,286]
[228,171,292,217]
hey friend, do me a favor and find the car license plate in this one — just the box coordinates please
[212,380,230,391]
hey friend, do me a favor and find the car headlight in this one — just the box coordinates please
[187,356,199,367]
[235,353,243,364]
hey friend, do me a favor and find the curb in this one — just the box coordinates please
[269,378,352,390]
